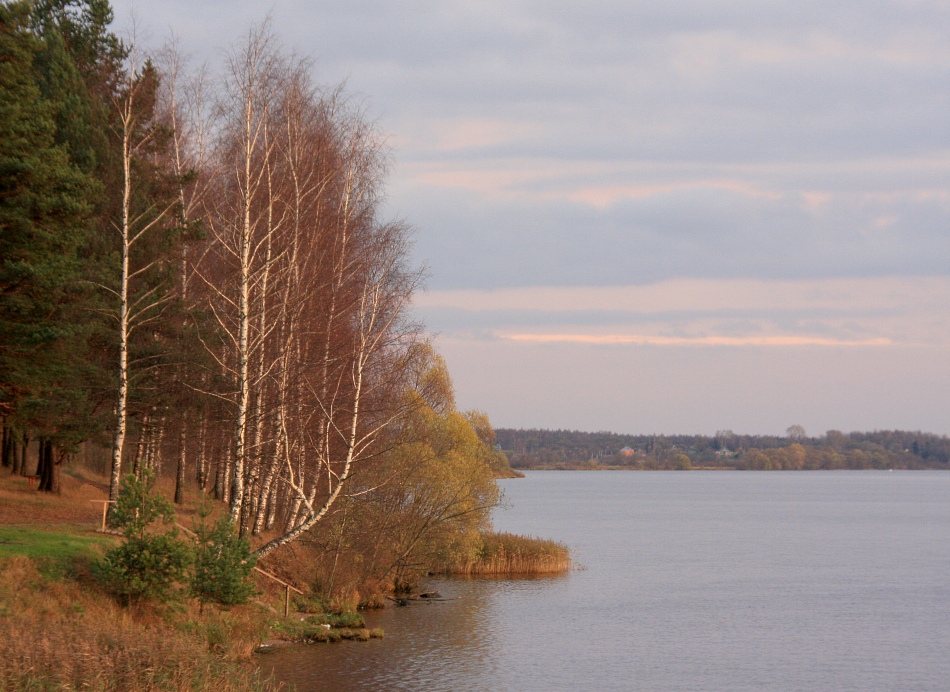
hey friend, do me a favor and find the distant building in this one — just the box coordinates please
[619,446,636,457]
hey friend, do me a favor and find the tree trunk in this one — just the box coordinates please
[143,426,153,473]
[132,416,147,478]
[37,439,54,492]
[7,431,20,475]
[213,447,223,500]
[252,449,280,534]
[109,120,132,507]
[18,431,28,476]
[106,41,176,516]
[1,424,10,469]
[50,448,63,494]
[265,478,279,530]
[150,416,166,474]
[34,438,46,487]
[196,417,208,490]
[254,347,366,559]
[174,423,187,504]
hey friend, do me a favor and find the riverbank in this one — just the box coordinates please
[498,428,950,471]
[0,466,568,689]
[0,471,283,690]
[511,464,735,471]
[0,555,280,690]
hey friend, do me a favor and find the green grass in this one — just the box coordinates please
[306,611,365,628]
[0,526,117,561]
[271,611,383,643]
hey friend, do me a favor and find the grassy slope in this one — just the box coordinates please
[0,524,117,560]
[0,468,282,691]
[0,462,568,688]
[0,555,279,691]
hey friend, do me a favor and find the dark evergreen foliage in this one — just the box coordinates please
[191,512,258,608]
[94,472,192,603]
[0,1,98,451]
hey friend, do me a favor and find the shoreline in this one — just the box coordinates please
[508,466,936,472]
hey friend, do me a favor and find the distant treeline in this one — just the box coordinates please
[495,428,950,470]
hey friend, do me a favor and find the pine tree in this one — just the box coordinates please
[0,1,97,476]
[94,471,191,604]
[191,509,258,609]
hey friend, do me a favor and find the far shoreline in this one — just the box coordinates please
[507,466,940,472]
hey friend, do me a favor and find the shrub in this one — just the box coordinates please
[192,514,258,608]
[94,533,192,604]
[109,471,175,540]
[305,611,364,628]
[94,472,192,604]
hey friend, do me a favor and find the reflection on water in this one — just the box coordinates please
[264,471,950,691]
[261,575,568,691]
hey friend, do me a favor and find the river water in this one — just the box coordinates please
[263,471,950,690]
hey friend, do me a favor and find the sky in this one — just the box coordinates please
[114,1,950,436]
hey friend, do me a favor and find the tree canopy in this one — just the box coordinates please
[0,2,508,599]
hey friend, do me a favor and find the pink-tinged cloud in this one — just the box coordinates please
[415,277,950,314]
[566,180,781,208]
[426,118,540,153]
[401,154,950,207]
[501,333,892,347]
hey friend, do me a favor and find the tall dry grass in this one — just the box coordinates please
[436,531,571,576]
[0,556,280,691]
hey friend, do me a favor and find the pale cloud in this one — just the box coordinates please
[416,277,950,314]
[415,118,540,153]
[670,29,933,72]
[417,277,950,353]
[502,334,891,347]
[401,180,950,290]
[114,0,950,433]
[565,180,781,208]
[432,332,950,435]
[802,191,833,210]
[398,155,950,211]
[408,166,544,197]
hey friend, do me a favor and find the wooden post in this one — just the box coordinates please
[91,500,116,531]
[252,566,303,617]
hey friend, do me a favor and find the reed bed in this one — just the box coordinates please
[0,557,280,691]
[438,531,571,576]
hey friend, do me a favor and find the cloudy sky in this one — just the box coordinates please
[116,1,950,436]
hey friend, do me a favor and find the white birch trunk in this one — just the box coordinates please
[108,122,132,505]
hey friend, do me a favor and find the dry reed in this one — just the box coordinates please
[0,556,280,691]
[437,531,571,576]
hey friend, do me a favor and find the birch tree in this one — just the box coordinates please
[157,38,211,504]
[197,22,286,523]
[253,217,423,558]
[184,21,427,554]
[105,37,177,507]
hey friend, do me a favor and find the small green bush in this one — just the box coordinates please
[109,471,175,539]
[95,533,192,604]
[191,514,258,608]
[94,473,192,604]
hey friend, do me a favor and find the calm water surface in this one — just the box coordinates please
[264,471,950,690]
